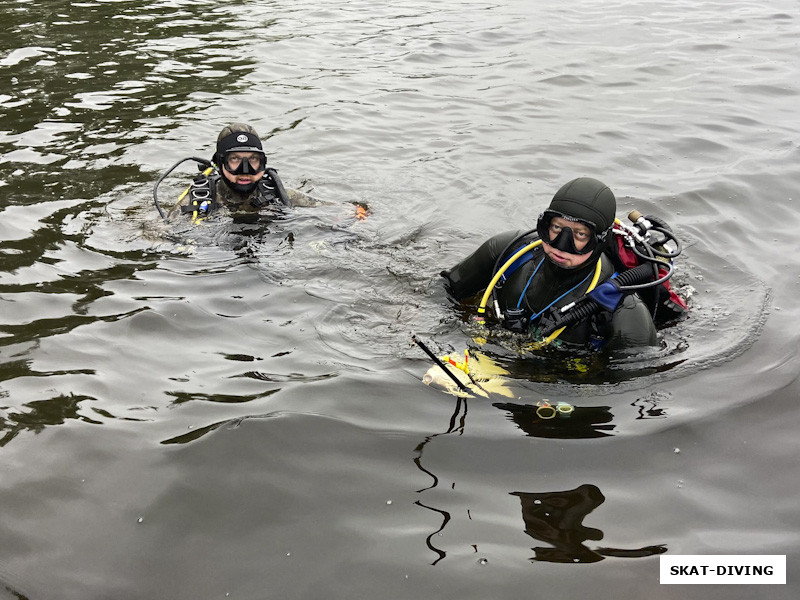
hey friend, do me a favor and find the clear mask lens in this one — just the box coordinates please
[224,153,265,175]
[537,210,599,255]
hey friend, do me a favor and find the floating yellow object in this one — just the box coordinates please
[422,351,515,399]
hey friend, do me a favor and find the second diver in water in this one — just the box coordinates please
[154,123,319,222]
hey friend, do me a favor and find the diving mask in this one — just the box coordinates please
[536,210,608,255]
[223,152,266,175]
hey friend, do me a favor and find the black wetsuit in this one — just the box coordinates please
[442,230,658,350]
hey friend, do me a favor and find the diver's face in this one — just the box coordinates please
[222,152,265,187]
[542,216,593,268]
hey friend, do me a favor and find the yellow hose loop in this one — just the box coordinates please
[475,217,617,347]
[587,254,603,289]
[477,237,606,347]
[477,240,542,315]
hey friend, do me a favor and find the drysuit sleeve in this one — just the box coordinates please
[284,188,321,207]
[606,294,659,349]
[441,230,524,300]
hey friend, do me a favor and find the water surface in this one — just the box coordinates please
[1,1,799,598]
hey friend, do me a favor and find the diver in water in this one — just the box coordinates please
[441,177,686,351]
[158,123,318,221]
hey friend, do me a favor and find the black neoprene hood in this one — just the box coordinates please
[547,177,616,232]
[216,131,264,156]
[215,123,265,163]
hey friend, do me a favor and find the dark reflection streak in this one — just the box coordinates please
[165,387,280,406]
[413,449,438,494]
[413,397,466,492]
[0,227,63,272]
[91,407,146,423]
[447,396,467,434]
[0,393,98,447]
[1,582,30,600]
[161,420,227,445]
[413,500,450,566]
[631,395,668,420]
[160,413,278,445]
[0,307,149,348]
[0,259,158,297]
[412,396,467,562]
[235,371,338,384]
[0,359,95,384]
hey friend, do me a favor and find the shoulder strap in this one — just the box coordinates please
[265,168,291,206]
[250,168,291,208]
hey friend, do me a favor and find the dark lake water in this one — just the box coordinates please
[1,1,799,598]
